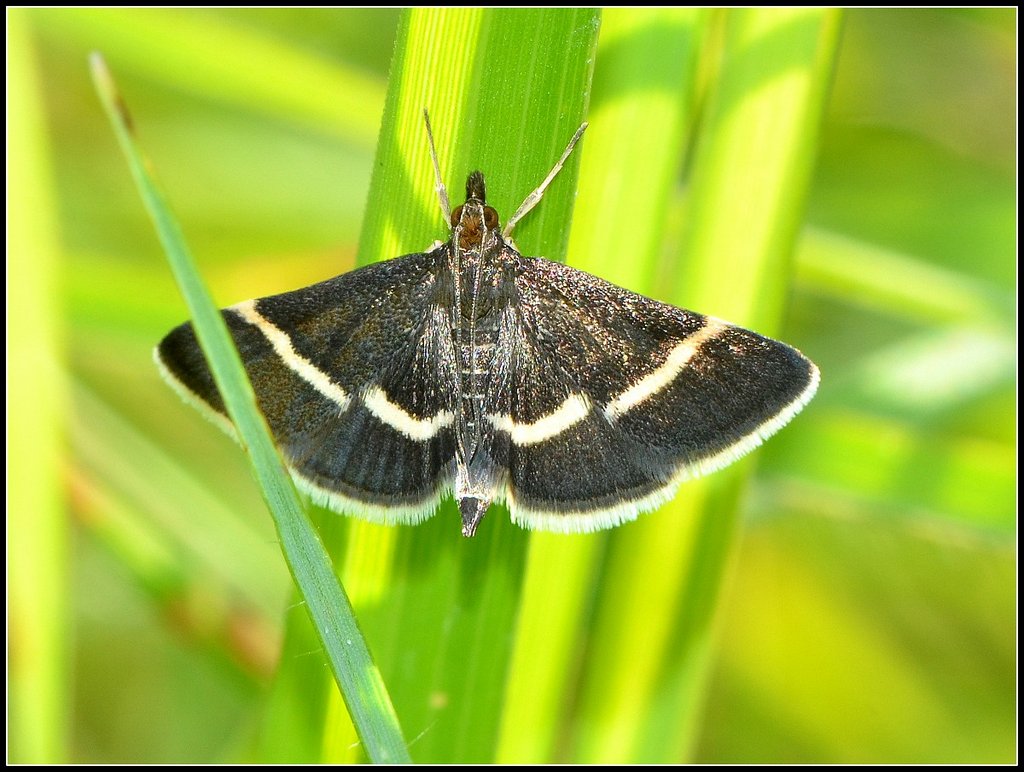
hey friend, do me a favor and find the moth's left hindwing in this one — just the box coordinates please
[156,249,460,524]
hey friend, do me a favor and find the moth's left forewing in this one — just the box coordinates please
[500,257,819,533]
[156,249,461,525]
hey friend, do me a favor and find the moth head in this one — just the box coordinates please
[452,170,500,250]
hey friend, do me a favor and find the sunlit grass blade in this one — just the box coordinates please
[264,8,598,763]
[90,53,410,764]
[495,9,707,763]
[771,406,1016,533]
[357,9,600,268]
[570,8,842,763]
[7,9,70,763]
[796,226,1014,327]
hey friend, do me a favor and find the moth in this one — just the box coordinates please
[157,114,819,537]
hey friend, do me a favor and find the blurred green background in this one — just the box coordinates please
[8,8,1015,764]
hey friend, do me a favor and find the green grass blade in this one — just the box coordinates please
[678,8,842,328]
[650,9,841,760]
[496,8,707,763]
[570,8,842,762]
[796,226,1014,327]
[358,8,599,268]
[282,8,599,763]
[7,9,70,762]
[90,54,410,764]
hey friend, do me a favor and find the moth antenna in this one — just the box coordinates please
[424,114,469,469]
[503,121,588,238]
[468,218,486,427]
[438,122,466,466]
[423,109,452,227]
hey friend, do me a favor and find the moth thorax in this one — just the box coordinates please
[457,265,499,322]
